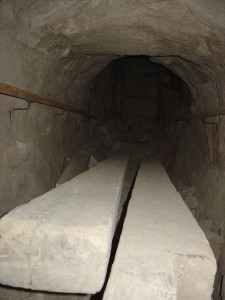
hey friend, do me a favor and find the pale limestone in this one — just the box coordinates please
[0,155,128,294]
[104,158,216,300]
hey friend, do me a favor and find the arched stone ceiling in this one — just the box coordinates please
[1,0,225,110]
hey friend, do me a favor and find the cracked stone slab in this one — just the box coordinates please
[103,158,216,300]
[0,154,128,294]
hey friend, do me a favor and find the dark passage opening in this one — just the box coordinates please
[89,56,191,149]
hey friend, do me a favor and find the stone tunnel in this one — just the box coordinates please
[0,1,225,299]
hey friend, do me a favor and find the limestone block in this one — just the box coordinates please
[0,155,128,294]
[103,159,216,300]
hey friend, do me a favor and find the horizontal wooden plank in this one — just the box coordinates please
[0,82,97,119]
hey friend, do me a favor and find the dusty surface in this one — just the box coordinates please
[0,155,128,294]
[104,158,216,300]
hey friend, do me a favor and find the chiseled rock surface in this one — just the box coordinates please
[104,158,216,300]
[56,131,105,186]
[0,155,128,294]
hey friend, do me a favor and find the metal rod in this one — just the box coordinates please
[0,82,98,119]
[175,107,225,121]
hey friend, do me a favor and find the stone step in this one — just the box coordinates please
[0,154,128,294]
[103,158,216,300]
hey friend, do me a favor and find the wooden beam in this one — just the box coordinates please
[175,107,225,121]
[0,82,98,119]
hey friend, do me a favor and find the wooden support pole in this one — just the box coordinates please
[175,107,225,121]
[0,82,98,119]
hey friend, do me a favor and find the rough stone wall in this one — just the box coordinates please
[171,116,225,299]
[0,10,90,216]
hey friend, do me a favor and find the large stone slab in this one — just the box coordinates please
[0,155,128,294]
[104,158,216,300]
